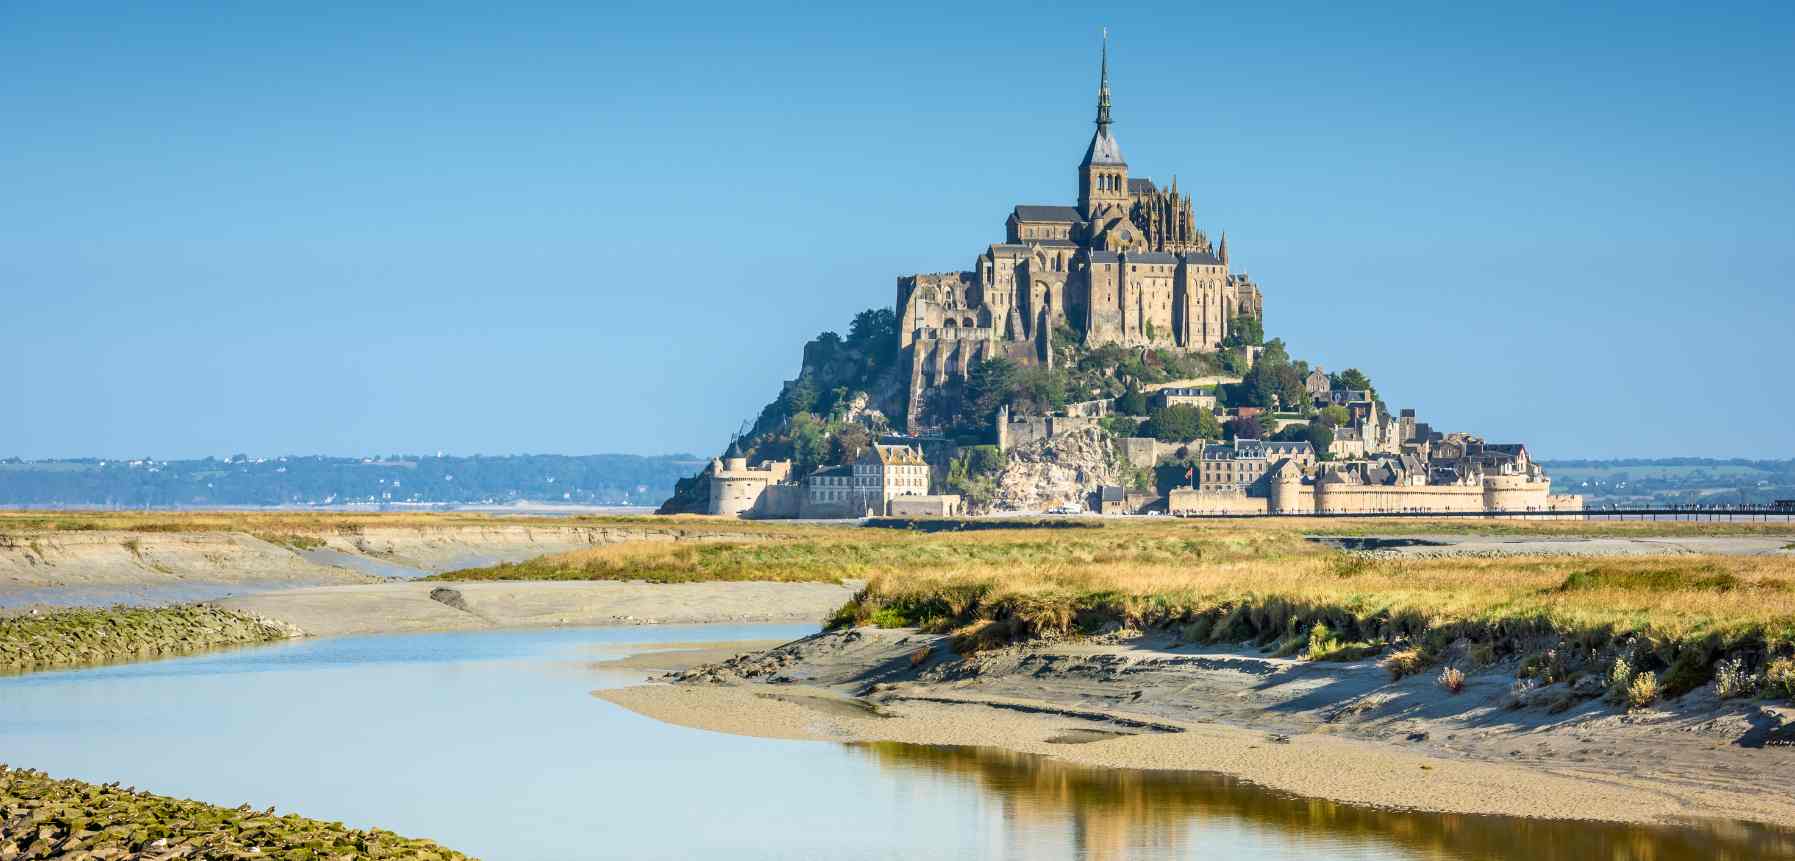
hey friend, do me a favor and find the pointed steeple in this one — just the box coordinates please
[1218,232,1230,265]
[1077,29,1127,217]
[1096,28,1112,130]
[1079,30,1124,168]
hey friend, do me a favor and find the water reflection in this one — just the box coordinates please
[856,742,1795,861]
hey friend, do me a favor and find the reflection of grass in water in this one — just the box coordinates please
[854,742,1795,861]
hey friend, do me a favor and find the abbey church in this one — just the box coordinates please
[899,36,1265,428]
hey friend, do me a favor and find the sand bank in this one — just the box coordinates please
[220,580,855,637]
[599,628,1795,829]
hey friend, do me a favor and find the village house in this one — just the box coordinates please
[1197,438,1316,493]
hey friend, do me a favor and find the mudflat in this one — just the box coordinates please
[220,580,857,637]
[601,628,1795,829]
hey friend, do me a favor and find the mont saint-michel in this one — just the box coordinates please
[9,10,1795,861]
[659,39,1580,520]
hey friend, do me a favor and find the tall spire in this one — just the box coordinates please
[1096,28,1112,130]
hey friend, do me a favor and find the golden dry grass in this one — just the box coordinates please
[843,550,1795,639]
[431,523,1313,584]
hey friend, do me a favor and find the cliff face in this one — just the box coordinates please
[989,426,1127,513]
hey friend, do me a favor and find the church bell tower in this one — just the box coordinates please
[1077,30,1129,219]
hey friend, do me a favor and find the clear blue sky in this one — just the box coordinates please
[4,2,1791,461]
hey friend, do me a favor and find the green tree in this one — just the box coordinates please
[1140,405,1218,442]
[1318,405,1352,428]
[1222,315,1264,347]
[1010,365,1068,415]
[1332,368,1373,393]
[963,358,1019,428]
[846,308,898,372]
[1242,359,1305,411]
[787,413,829,474]
[781,373,818,416]
[1273,421,1333,453]
[1117,381,1148,416]
[1100,415,1143,437]
[826,423,871,465]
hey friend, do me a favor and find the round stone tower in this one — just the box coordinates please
[1269,461,1308,515]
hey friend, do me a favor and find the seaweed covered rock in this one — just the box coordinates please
[0,765,472,859]
[0,605,303,674]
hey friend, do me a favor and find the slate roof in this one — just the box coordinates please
[1182,250,1224,266]
[1128,251,1177,264]
[1127,178,1156,194]
[1089,251,1120,263]
[1081,127,1126,166]
[1029,239,1078,248]
[1012,205,1083,223]
[868,444,927,466]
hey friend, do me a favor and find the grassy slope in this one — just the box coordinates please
[0,765,470,859]
[0,606,298,674]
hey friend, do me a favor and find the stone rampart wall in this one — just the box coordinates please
[1167,489,1270,516]
[1313,482,1485,514]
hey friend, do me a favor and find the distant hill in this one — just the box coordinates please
[1537,458,1795,506]
[0,453,704,508]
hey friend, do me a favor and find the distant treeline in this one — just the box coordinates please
[0,453,704,508]
[1539,458,1795,470]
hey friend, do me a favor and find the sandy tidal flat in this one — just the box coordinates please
[600,628,1795,829]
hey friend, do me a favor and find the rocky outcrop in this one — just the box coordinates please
[0,605,304,673]
[427,586,471,613]
[0,765,471,859]
[990,426,1127,513]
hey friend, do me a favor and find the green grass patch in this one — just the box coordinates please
[1556,567,1745,594]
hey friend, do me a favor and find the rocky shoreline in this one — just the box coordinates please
[0,765,471,860]
[0,605,302,674]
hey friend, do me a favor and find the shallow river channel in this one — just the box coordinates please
[1,624,1788,860]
